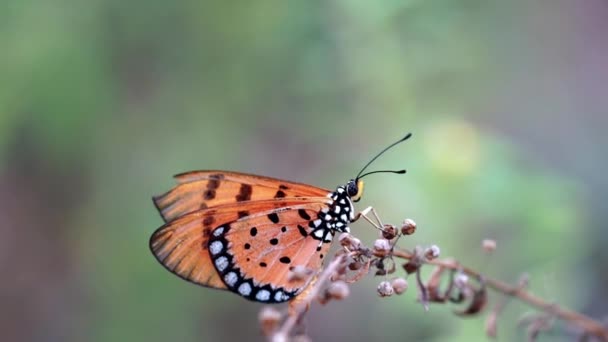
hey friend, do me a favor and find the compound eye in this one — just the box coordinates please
[346,181,358,197]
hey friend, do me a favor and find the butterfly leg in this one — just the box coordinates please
[353,206,384,230]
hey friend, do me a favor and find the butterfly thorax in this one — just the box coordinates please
[307,185,355,243]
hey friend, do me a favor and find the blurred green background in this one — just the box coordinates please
[2,1,607,341]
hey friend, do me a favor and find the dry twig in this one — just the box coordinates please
[261,216,608,341]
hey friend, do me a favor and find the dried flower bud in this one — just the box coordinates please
[482,239,497,253]
[392,278,409,294]
[401,218,417,235]
[454,273,469,288]
[381,224,398,240]
[348,260,363,271]
[326,280,350,300]
[377,280,394,297]
[288,265,313,282]
[403,261,420,274]
[259,306,282,336]
[424,245,440,260]
[373,239,391,255]
[339,233,361,250]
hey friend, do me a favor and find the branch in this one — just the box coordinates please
[390,248,608,341]
[259,215,608,341]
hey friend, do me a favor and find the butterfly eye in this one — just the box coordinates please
[346,180,358,197]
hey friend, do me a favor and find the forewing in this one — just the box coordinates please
[153,171,330,222]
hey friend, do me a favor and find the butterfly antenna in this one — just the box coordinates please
[355,133,412,180]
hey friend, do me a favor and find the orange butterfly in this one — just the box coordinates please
[149,133,411,303]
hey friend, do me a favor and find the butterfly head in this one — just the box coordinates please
[346,179,364,202]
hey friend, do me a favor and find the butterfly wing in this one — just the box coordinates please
[149,197,331,295]
[153,171,330,223]
[208,201,334,303]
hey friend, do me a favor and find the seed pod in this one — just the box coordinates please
[259,306,282,336]
[424,245,440,261]
[482,239,497,253]
[381,224,397,240]
[392,278,409,294]
[377,280,394,297]
[373,239,391,255]
[326,280,350,300]
[400,218,417,235]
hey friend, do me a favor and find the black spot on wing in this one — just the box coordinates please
[297,225,308,237]
[238,210,249,218]
[250,227,257,236]
[209,173,225,180]
[207,178,220,190]
[279,256,291,264]
[203,189,216,200]
[298,209,311,220]
[269,238,278,245]
[267,213,279,223]
[279,184,289,190]
[274,190,286,198]
[236,184,252,202]
[203,216,214,226]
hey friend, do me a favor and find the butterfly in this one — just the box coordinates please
[149,133,411,303]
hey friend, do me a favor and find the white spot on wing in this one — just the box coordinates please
[313,230,324,238]
[334,206,341,214]
[313,219,322,227]
[209,241,223,255]
[224,272,238,287]
[238,282,252,296]
[340,214,348,222]
[213,226,224,237]
[214,256,228,272]
[324,214,331,221]
[256,289,270,301]
[339,199,346,204]
[274,291,284,302]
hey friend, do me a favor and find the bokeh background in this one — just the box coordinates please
[2,1,607,341]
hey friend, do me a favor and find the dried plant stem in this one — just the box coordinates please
[271,254,349,341]
[390,249,608,341]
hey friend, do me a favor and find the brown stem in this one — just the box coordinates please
[389,249,608,341]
